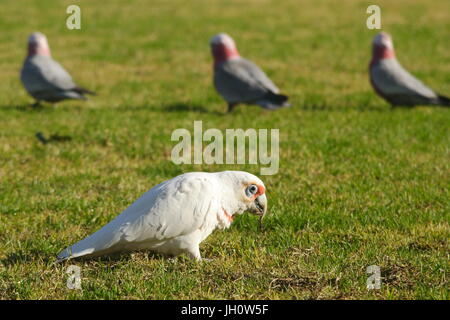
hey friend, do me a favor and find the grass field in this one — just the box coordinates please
[0,0,449,299]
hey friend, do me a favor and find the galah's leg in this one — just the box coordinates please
[31,101,42,108]
[228,103,237,113]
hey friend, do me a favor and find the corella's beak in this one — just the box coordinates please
[251,194,267,217]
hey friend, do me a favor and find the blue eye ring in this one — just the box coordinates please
[245,184,258,197]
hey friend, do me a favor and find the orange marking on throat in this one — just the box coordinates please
[223,208,234,223]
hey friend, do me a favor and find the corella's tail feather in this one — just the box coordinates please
[57,222,123,261]
[57,245,90,262]
[56,246,72,262]
[57,242,98,262]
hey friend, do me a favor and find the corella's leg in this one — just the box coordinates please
[186,245,202,261]
[170,231,203,261]
[186,246,213,262]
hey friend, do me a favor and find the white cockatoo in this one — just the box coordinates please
[369,32,449,107]
[210,33,290,112]
[57,171,267,261]
[20,32,95,107]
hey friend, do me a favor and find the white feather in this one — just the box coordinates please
[58,171,266,261]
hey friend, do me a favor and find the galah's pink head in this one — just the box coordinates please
[372,32,395,61]
[27,32,51,57]
[210,33,240,65]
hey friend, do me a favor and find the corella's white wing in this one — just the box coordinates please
[57,173,220,260]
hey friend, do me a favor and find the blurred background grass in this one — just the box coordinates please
[0,0,449,299]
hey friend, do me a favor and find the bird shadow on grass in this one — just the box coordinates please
[35,132,73,145]
[55,251,176,266]
[160,103,224,116]
[298,101,387,112]
[113,102,224,115]
[0,249,167,268]
[1,249,53,267]
[0,103,47,112]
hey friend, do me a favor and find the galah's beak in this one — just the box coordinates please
[251,194,267,217]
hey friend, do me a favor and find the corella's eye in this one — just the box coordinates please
[245,184,258,197]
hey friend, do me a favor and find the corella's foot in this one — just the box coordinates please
[186,246,202,261]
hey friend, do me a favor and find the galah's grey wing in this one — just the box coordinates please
[21,55,87,102]
[214,58,279,104]
[371,59,440,106]
[57,173,220,260]
[238,58,280,94]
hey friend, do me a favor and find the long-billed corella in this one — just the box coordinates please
[210,33,290,112]
[369,32,449,107]
[20,32,95,107]
[57,171,267,261]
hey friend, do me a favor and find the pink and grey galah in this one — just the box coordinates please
[369,32,449,107]
[20,32,95,106]
[210,33,290,112]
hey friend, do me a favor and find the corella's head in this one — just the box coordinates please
[27,32,51,57]
[372,32,395,61]
[217,171,267,227]
[210,33,240,65]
